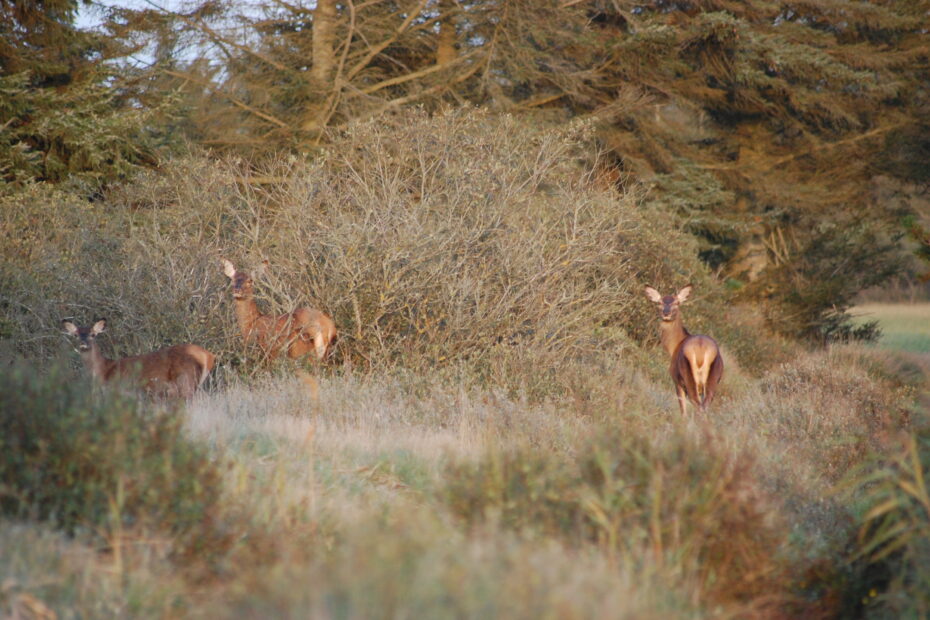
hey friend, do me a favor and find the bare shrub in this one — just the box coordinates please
[1,108,738,390]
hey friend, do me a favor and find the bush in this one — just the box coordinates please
[443,427,787,611]
[0,108,765,389]
[843,432,930,618]
[0,362,229,563]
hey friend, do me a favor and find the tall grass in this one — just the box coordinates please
[844,431,930,618]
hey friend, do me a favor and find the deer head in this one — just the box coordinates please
[644,284,692,323]
[62,318,107,351]
[222,259,255,300]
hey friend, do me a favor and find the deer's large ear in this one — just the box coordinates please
[644,286,663,303]
[222,259,236,279]
[62,320,78,336]
[676,284,693,303]
[91,319,107,335]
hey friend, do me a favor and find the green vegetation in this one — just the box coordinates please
[4,0,929,339]
[853,303,930,354]
[0,363,229,564]
[0,0,178,191]
[121,0,930,341]
[844,432,930,618]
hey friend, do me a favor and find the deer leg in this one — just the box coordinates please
[676,384,689,417]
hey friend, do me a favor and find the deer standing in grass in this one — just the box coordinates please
[644,285,723,416]
[222,259,337,362]
[62,319,215,401]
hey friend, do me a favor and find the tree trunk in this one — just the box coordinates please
[436,0,457,65]
[303,0,338,132]
[311,0,338,86]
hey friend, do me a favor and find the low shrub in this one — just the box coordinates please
[0,362,229,563]
[443,426,788,611]
[760,348,913,482]
[842,431,930,618]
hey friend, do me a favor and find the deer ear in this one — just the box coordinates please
[676,285,693,303]
[222,259,236,279]
[62,320,78,336]
[644,286,663,303]
[91,319,107,335]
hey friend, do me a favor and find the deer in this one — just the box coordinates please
[62,319,215,401]
[644,284,723,417]
[222,259,337,362]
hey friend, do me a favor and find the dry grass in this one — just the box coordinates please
[157,342,914,617]
[0,338,922,618]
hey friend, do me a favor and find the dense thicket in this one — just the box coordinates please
[3,111,771,390]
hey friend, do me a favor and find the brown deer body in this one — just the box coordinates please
[644,285,723,416]
[62,319,215,400]
[222,259,337,361]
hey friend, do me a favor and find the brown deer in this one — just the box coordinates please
[644,285,723,416]
[62,319,215,401]
[222,259,337,361]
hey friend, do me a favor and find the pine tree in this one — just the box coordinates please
[0,0,177,190]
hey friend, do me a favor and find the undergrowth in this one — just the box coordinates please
[0,362,230,565]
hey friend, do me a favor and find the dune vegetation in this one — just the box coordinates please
[1,110,929,618]
[3,0,930,615]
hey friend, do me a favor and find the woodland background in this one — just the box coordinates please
[3,0,929,340]
[2,1,930,618]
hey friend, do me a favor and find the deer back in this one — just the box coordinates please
[675,335,723,405]
[109,344,215,400]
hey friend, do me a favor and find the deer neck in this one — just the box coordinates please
[659,316,690,358]
[82,342,114,381]
[233,294,263,337]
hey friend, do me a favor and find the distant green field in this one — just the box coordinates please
[852,303,930,354]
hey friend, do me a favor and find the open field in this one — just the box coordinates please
[852,303,930,354]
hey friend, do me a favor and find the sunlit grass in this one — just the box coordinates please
[852,303,930,354]
[1,341,925,618]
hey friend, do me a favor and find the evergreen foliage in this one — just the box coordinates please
[118,0,929,340]
[0,0,178,190]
